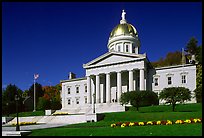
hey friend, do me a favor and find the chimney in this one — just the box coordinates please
[69,72,76,79]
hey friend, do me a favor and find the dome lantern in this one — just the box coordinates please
[107,10,140,54]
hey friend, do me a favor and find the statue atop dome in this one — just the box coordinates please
[121,10,126,20]
[120,10,127,24]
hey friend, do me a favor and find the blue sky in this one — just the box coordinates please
[2,2,202,91]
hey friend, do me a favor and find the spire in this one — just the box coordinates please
[120,10,127,24]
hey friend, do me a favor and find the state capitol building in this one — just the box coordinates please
[59,10,196,114]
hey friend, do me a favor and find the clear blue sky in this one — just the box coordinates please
[2,2,202,91]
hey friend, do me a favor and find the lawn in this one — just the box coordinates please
[28,103,202,136]
[8,110,44,117]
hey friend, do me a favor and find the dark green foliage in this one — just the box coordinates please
[37,97,51,110]
[196,45,202,64]
[120,90,159,111]
[27,83,44,111]
[194,86,202,103]
[159,87,191,111]
[140,90,159,107]
[2,84,24,115]
[186,37,198,55]
[50,97,62,110]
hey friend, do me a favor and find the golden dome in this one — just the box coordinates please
[109,23,137,38]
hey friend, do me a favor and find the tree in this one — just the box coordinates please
[159,87,191,111]
[27,83,44,109]
[120,90,159,111]
[37,97,51,110]
[194,64,202,103]
[165,51,182,66]
[22,90,29,98]
[151,37,201,67]
[2,84,23,115]
[151,51,182,67]
[185,37,198,55]
[41,85,62,110]
[196,45,202,64]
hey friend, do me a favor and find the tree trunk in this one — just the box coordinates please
[172,103,176,112]
[136,106,139,111]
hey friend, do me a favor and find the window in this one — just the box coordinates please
[76,86,79,93]
[67,87,70,94]
[85,85,87,93]
[168,77,172,85]
[76,98,79,104]
[126,45,129,52]
[182,75,186,84]
[68,99,71,105]
[118,45,121,52]
[154,78,158,86]
[132,46,135,53]
[85,97,87,104]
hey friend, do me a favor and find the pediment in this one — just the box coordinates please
[83,52,145,68]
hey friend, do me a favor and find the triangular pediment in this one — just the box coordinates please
[83,52,146,68]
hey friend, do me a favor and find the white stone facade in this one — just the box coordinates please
[60,10,197,114]
[149,64,196,104]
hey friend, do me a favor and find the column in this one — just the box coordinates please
[91,76,95,104]
[130,44,133,53]
[101,75,104,103]
[140,69,145,90]
[87,76,91,104]
[91,76,95,113]
[106,73,111,103]
[96,75,100,104]
[129,70,134,91]
[117,71,122,102]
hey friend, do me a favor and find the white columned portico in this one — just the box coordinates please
[87,76,91,104]
[106,73,111,103]
[129,70,134,91]
[117,71,122,102]
[140,69,145,90]
[96,75,100,103]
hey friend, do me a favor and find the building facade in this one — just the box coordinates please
[60,10,196,114]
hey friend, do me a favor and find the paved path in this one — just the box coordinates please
[2,123,71,136]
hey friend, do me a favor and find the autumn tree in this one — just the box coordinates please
[151,51,182,67]
[165,51,182,66]
[151,37,201,67]
[39,85,62,110]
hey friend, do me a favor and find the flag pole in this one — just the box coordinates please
[33,76,36,112]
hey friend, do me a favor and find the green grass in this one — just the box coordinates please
[30,124,202,136]
[9,110,45,117]
[28,103,202,136]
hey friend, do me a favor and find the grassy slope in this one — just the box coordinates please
[29,103,202,136]
[9,110,45,117]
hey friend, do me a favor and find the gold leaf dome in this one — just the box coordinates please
[109,23,138,39]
